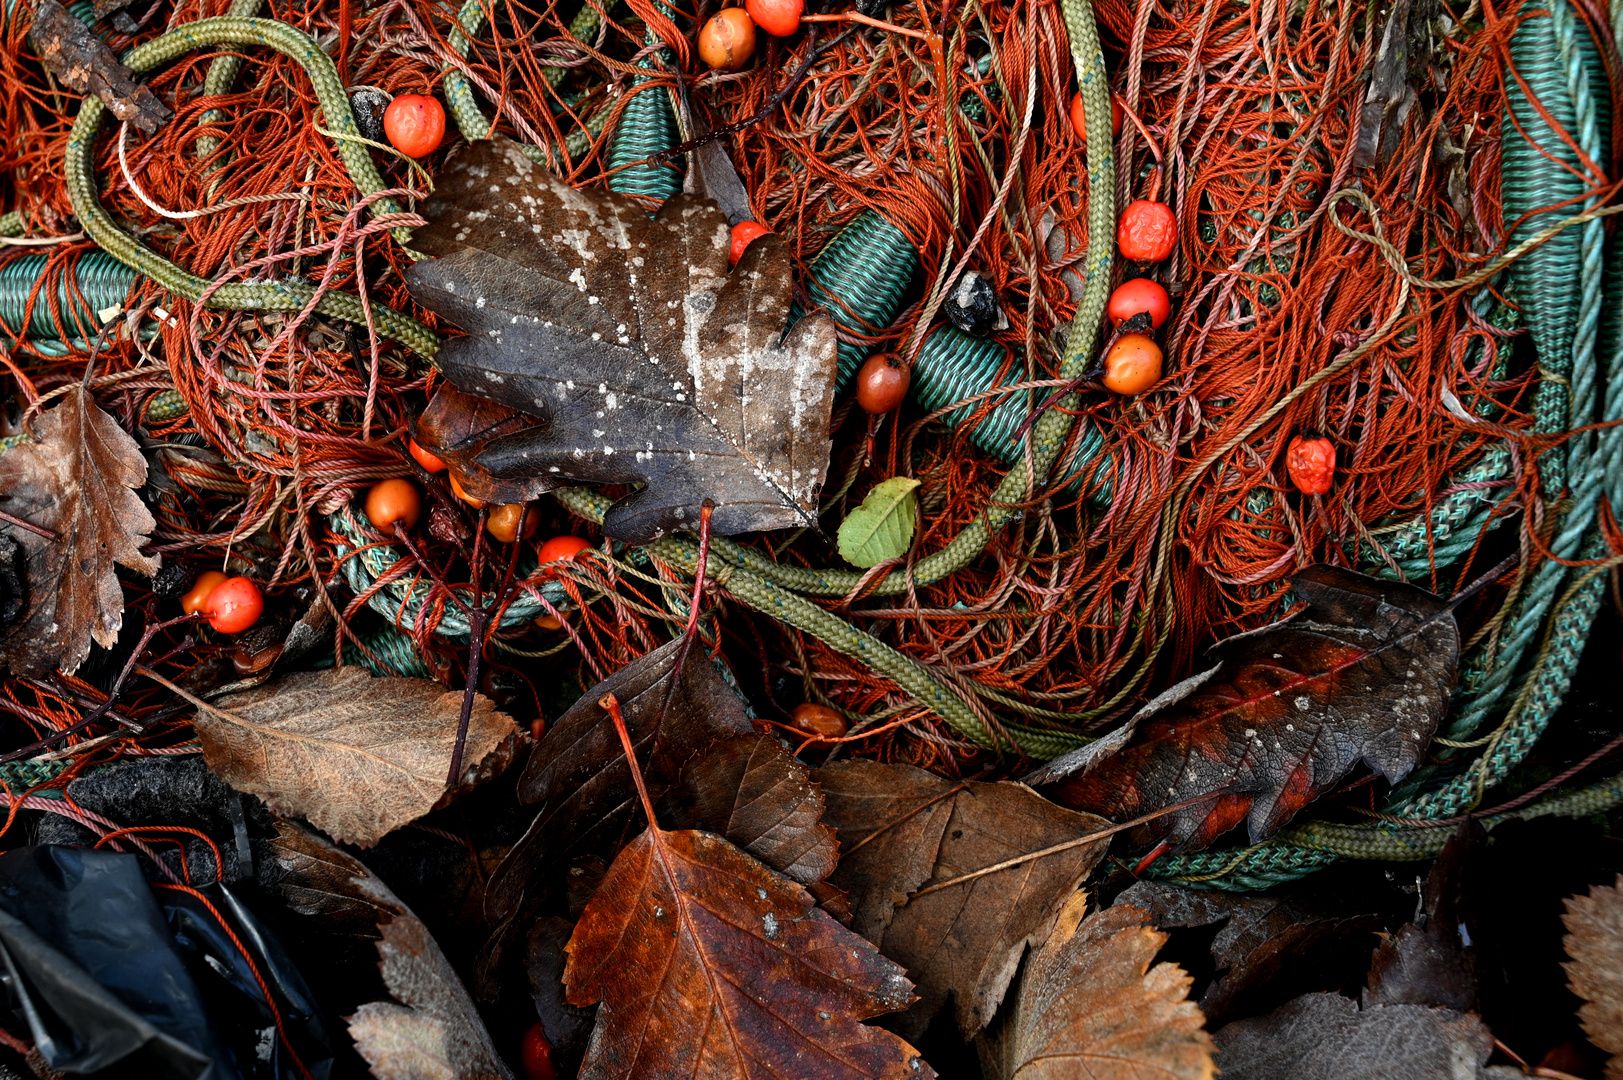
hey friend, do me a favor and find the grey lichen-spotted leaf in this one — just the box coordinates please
[405,136,840,544]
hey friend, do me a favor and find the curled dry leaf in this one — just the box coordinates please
[269,824,514,1080]
[1211,993,1492,1080]
[980,897,1214,1080]
[405,136,840,544]
[663,733,839,884]
[1562,874,1623,1079]
[30,0,172,133]
[564,823,932,1080]
[1039,566,1459,852]
[487,639,753,923]
[195,668,519,847]
[413,383,550,506]
[0,383,159,677]
[815,760,1112,1040]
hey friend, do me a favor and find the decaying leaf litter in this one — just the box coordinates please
[0,0,1622,1071]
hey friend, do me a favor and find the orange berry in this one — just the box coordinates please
[1068,91,1124,141]
[699,8,757,72]
[449,473,486,509]
[1118,199,1178,263]
[790,703,848,739]
[409,438,448,473]
[538,535,592,564]
[729,220,770,266]
[534,613,565,631]
[745,0,801,36]
[1286,435,1336,495]
[382,94,445,158]
[486,502,539,543]
[365,478,422,532]
[1107,278,1171,329]
[856,353,909,414]
[205,577,263,634]
[1102,334,1163,395]
[181,570,227,616]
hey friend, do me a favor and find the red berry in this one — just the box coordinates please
[856,353,909,414]
[699,8,757,72]
[1118,199,1178,263]
[181,570,227,616]
[1107,278,1171,329]
[521,1023,557,1080]
[1102,334,1163,396]
[729,220,770,267]
[205,577,263,634]
[1286,435,1336,495]
[791,703,848,739]
[409,438,448,473]
[365,478,422,532]
[383,94,445,158]
[539,535,592,564]
[1068,91,1124,141]
[745,0,801,36]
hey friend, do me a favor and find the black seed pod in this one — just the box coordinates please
[942,271,1009,337]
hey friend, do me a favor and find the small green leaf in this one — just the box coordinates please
[837,477,922,568]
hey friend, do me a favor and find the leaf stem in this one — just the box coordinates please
[601,691,659,829]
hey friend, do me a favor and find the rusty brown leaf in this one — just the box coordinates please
[413,383,550,506]
[980,896,1215,1080]
[0,383,159,677]
[269,824,513,1080]
[564,822,932,1080]
[663,733,838,884]
[30,0,171,133]
[1563,874,1623,1079]
[194,668,519,847]
[405,136,840,544]
[815,760,1112,1040]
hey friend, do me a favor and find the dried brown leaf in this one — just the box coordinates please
[268,824,512,1080]
[195,668,518,847]
[1563,874,1623,1079]
[564,823,931,1080]
[29,0,171,133]
[664,733,838,884]
[0,383,159,676]
[815,760,1112,1040]
[405,136,840,544]
[413,384,549,506]
[526,917,595,1076]
[1211,993,1491,1079]
[981,896,1214,1080]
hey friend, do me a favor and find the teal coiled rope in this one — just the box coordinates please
[0,252,137,343]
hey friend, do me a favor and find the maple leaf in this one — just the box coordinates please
[815,760,1112,1040]
[980,897,1215,1080]
[405,136,840,544]
[663,733,839,885]
[1034,565,1459,852]
[1563,874,1623,1079]
[1210,993,1492,1080]
[269,824,513,1080]
[486,638,753,923]
[190,668,519,847]
[0,383,159,677]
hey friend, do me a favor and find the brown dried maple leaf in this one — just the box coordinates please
[1563,874,1623,1079]
[815,760,1112,1040]
[405,136,840,544]
[0,383,159,677]
[192,668,519,846]
[1034,565,1459,852]
[980,897,1214,1080]
[564,824,931,1080]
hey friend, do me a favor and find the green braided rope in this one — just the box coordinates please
[0,210,21,237]
[62,17,440,358]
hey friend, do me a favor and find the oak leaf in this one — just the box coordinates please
[405,136,840,544]
[564,823,932,1080]
[268,824,513,1080]
[0,383,159,677]
[1211,993,1492,1080]
[1562,874,1623,1079]
[980,896,1214,1080]
[815,760,1112,1040]
[663,733,839,884]
[195,668,519,847]
[486,639,753,923]
[1035,566,1459,852]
